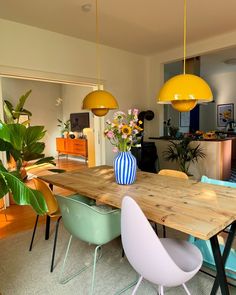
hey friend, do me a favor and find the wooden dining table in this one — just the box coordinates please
[39,165,236,295]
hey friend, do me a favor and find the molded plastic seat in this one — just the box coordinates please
[158,169,189,179]
[29,178,62,272]
[121,196,202,295]
[189,175,236,280]
[56,195,121,294]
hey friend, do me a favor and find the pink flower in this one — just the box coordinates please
[107,130,114,139]
[112,147,119,153]
[133,109,139,115]
[122,134,127,139]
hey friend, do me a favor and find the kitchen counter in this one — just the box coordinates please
[149,136,234,142]
[149,137,232,180]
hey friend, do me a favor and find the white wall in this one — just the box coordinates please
[1,78,62,157]
[200,71,236,131]
[61,84,93,127]
[0,19,147,164]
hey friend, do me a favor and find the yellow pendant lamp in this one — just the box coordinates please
[82,0,118,117]
[157,0,213,112]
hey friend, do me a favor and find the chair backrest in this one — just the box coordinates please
[56,195,121,245]
[33,178,59,215]
[158,169,188,179]
[121,196,194,287]
[201,175,236,188]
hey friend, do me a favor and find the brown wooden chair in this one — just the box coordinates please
[158,169,188,237]
[29,178,62,272]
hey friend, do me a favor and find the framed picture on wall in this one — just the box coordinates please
[217,103,234,127]
[180,112,190,127]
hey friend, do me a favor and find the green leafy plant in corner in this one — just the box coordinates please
[163,137,206,176]
[0,122,47,214]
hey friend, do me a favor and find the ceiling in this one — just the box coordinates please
[1,0,236,55]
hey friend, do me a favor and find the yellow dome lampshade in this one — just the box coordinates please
[157,74,213,112]
[83,89,118,117]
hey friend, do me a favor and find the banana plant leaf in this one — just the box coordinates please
[25,126,46,145]
[34,157,56,166]
[14,89,32,117]
[0,170,47,215]
[0,122,10,143]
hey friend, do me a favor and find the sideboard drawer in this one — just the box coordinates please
[56,138,87,158]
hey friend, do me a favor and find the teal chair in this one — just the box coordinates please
[189,175,236,280]
[56,195,121,295]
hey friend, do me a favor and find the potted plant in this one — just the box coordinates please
[57,118,70,138]
[4,89,32,125]
[0,123,55,179]
[163,137,205,176]
[0,122,47,214]
[2,90,55,179]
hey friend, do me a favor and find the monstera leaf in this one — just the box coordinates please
[0,167,47,215]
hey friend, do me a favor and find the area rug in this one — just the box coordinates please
[0,222,234,295]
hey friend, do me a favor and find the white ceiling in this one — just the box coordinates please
[1,0,236,55]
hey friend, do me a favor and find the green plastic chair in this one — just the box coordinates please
[56,195,121,295]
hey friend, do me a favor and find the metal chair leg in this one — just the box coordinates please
[50,216,62,272]
[45,215,50,240]
[131,276,143,295]
[60,235,73,283]
[29,215,39,251]
[91,245,101,295]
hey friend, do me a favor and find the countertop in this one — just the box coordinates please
[149,136,235,142]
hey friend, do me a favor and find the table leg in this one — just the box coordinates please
[45,215,51,240]
[210,221,236,295]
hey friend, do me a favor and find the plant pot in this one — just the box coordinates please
[114,151,137,185]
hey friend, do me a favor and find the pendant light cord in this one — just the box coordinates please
[96,0,101,90]
[183,0,187,74]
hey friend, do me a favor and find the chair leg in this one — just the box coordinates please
[45,215,51,240]
[60,235,73,283]
[29,215,39,251]
[158,285,164,295]
[131,276,143,295]
[91,245,102,295]
[182,283,191,295]
[50,216,62,272]
[121,247,125,258]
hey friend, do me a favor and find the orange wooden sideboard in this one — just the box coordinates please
[56,138,88,159]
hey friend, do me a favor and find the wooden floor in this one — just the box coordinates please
[0,158,87,239]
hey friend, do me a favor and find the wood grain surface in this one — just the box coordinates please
[39,165,236,240]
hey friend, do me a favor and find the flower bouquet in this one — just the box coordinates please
[104,109,143,185]
[104,109,143,152]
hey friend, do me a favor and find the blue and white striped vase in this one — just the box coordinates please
[114,151,137,185]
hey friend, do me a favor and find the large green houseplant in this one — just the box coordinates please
[0,90,55,214]
[163,137,205,176]
[0,122,47,214]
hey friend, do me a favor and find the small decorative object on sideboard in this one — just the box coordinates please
[57,118,71,137]
[104,109,143,185]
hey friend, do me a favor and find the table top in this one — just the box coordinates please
[39,165,236,240]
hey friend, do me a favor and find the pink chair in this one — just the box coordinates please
[121,196,203,295]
